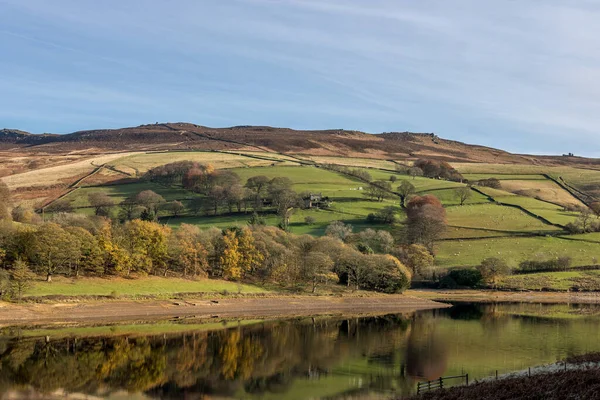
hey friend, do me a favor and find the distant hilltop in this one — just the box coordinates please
[0,122,595,167]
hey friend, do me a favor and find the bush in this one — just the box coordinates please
[446,269,483,288]
[477,178,501,189]
[304,216,316,225]
[518,257,572,273]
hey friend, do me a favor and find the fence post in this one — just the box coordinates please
[496,370,498,380]
[439,377,443,389]
[466,373,469,386]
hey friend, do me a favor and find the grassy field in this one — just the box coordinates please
[498,179,584,207]
[435,235,600,269]
[27,276,269,298]
[499,270,600,291]
[65,181,200,208]
[306,155,398,170]
[445,204,560,233]
[418,188,490,206]
[494,195,579,226]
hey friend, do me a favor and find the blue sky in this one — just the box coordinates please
[1,0,600,156]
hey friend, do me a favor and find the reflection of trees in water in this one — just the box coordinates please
[0,315,415,399]
[405,313,448,381]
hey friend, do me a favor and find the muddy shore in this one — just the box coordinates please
[0,294,448,327]
[408,289,600,304]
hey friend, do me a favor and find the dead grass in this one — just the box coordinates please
[499,179,584,207]
[1,153,139,189]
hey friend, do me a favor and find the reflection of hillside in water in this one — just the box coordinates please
[3,303,600,399]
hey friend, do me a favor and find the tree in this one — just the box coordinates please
[224,184,245,213]
[245,176,270,210]
[207,186,225,215]
[304,216,316,225]
[189,197,204,216]
[135,190,165,218]
[237,228,264,277]
[11,205,41,224]
[168,200,185,217]
[337,249,369,290]
[477,257,511,287]
[118,196,141,221]
[170,224,209,277]
[406,195,446,251]
[590,202,600,218]
[88,192,115,216]
[579,208,594,232]
[397,180,415,207]
[10,258,36,301]
[301,252,334,293]
[375,206,398,224]
[392,244,434,277]
[121,220,170,275]
[65,226,103,276]
[356,229,394,253]
[273,189,299,231]
[28,223,77,281]
[409,167,423,180]
[454,186,472,206]
[220,230,241,280]
[364,180,391,202]
[364,254,411,293]
[325,221,353,241]
[0,181,11,221]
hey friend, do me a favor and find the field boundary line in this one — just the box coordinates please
[470,186,565,229]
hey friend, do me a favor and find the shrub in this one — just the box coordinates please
[477,178,501,189]
[446,269,483,288]
[304,216,316,225]
[518,257,572,273]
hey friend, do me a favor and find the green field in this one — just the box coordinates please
[435,235,600,269]
[67,182,200,208]
[28,276,269,298]
[494,195,579,226]
[445,204,560,233]
[499,270,600,291]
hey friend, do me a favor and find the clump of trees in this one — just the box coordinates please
[477,178,501,189]
[518,257,571,273]
[322,164,372,182]
[413,159,464,182]
[564,207,600,234]
[477,257,511,287]
[405,195,447,251]
[0,212,414,299]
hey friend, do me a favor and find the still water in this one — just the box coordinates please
[2,302,600,399]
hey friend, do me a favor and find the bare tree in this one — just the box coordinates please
[397,180,415,207]
[454,186,472,206]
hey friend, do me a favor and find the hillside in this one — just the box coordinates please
[2,122,600,293]
[3,122,599,168]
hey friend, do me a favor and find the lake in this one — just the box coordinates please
[2,302,600,399]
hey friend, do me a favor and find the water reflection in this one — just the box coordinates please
[1,303,600,399]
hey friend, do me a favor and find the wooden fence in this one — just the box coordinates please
[416,373,469,394]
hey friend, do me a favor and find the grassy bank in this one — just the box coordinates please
[26,276,269,299]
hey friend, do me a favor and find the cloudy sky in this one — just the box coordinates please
[1,0,600,156]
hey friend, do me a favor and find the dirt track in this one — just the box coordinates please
[0,295,448,327]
